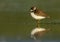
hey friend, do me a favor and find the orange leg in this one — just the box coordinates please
[36,20,40,28]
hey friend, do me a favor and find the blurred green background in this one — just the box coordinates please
[0,0,60,40]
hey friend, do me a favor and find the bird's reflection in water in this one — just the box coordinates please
[31,28,50,40]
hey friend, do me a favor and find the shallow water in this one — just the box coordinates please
[0,39,60,42]
[0,0,60,42]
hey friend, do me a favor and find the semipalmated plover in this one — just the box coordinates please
[30,6,50,20]
[30,6,50,27]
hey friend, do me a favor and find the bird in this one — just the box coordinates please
[30,6,50,27]
[30,6,50,20]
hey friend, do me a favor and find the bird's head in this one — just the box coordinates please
[30,6,37,12]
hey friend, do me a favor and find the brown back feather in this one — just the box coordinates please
[34,9,48,17]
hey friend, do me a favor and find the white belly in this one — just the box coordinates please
[30,12,46,20]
